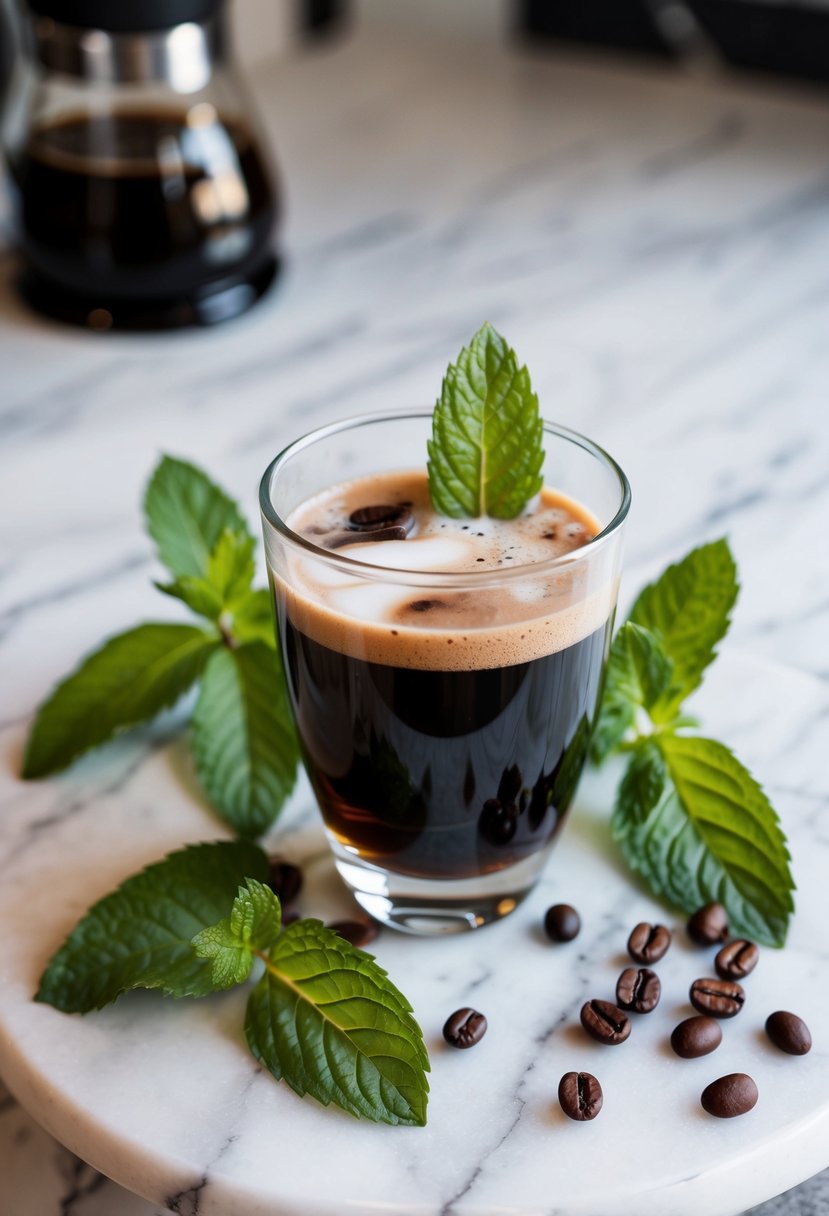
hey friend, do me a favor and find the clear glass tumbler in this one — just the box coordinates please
[260,411,630,934]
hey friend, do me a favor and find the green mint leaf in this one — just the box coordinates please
[36,841,269,1012]
[229,588,277,648]
[191,642,299,839]
[245,920,430,1126]
[192,878,281,990]
[156,576,224,621]
[590,623,673,763]
[613,734,794,947]
[206,528,256,606]
[616,739,666,826]
[629,539,738,716]
[144,455,250,580]
[427,322,544,519]
[156,529,256,624]
[23,624,219,779]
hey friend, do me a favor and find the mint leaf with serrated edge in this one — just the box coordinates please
[616,740,666,827]
[191,642,299,838]
[590,622,673,763]
[23,623,219,779]
[427,322,544,519]
[629,538,738,719]
[36,841,269,1012]
[245,920,430,1127]
[144,455,250,580]
[156,528,256,624]
[613,735,794,946]
[192,878,281,990]
[230,587,277,647]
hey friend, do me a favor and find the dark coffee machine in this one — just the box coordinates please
[3,0,279,329]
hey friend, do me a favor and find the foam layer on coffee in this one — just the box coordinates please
[277,471,617,671]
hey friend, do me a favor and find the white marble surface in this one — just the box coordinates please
[1,17,829,1216]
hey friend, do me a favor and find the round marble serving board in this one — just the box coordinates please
[0,649,826,1216]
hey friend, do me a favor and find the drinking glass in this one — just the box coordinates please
[260,411,630,934]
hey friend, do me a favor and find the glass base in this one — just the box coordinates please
[16,254,278,331]
[331,840,553,935]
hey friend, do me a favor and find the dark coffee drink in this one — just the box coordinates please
[275,471,614,884]
[9,109,277,328]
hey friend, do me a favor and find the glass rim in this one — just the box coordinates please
[259,409,631,583]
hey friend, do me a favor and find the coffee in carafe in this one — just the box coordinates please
[4,0,279,329]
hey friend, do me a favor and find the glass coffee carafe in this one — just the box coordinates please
[3,0,280,329]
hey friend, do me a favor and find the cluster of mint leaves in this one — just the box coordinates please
[25,325,794,1133]
[595,542,794,947]
[23,456,300,841]
[427,323,794,947]
[36,841,429,1126]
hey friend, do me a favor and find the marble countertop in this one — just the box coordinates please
[1,17,827,1216]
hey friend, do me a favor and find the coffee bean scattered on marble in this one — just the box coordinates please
[328,919,380,949]
[701,1073,758,1119]
[689,976,745,1018]
[580,999,631,1045]
[687,902,729,946]
[627,922,671,964]
[558,1072,603,1121]
[765,1011,812,1056]
[443,1008,488,1049]
[544,904,581,943]
[267,859,303,906]
[670,1015,723,1058]
[715,939,759,981]
[616,967,661,1014]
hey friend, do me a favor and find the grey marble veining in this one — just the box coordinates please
[0,17,828,1216]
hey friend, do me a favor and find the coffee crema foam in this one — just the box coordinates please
[277,471,616,671]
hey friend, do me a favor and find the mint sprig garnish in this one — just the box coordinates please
[36,841,270,1011]
[594,539,794,947]
[246,920,430,1127]
[37,844,430,1127]
[427,322,544,518]
[22,456,298,839]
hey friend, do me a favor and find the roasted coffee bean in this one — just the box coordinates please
[687,902,729,946]
[689,977,745,1018]
[701,1073,758,1118]
[443,1008,487,1049]
[349,504,414,534]
[670,1015,723,1058]
[627,922,671,964]
[715,939,759,981]
[329,919,380,949]
[329,525,408,548]
[558,1072,603,1121]
[580,999,631,1045]
[544,904,581,943]
[616,967,661,1014]
[765,1011,812,1056]
[479,798,518,845]
[267,859,303,906]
